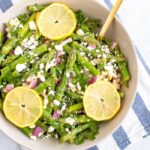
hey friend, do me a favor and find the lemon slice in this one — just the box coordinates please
[37,3,77,40]
[83,81,121,121]
[3,87,43,128]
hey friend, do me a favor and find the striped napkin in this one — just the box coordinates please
[0,0,150,150]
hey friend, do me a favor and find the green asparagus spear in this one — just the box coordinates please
[55,48,76,101]
[2,31,33,67]
[20,127,32,137]
[76,51,99,76]
[118,61,131,87]
[18,13,36,39]
[1,44,47,77]
[60,123,91,143]
[73,63,80,77]
[68,103,83,112]
[28,4,47,12]
[35,78,52,94]
[65,91,82,101]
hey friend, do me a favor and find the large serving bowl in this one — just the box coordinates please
[0,0,138,149]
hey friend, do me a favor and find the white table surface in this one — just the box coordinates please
[0,0,150,149]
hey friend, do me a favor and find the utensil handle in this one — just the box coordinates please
[98,0,123,40]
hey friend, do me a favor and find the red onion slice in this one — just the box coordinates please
[53,111,60,119]
[88,77,97,85]
[3,84,14,93]
[32,127,43,137]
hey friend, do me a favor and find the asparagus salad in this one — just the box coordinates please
[0,3,130,144]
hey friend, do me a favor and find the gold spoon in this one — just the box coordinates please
[98,0,123,40]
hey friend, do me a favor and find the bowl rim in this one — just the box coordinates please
[0,0,138,149]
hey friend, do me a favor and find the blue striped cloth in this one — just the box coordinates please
[0,0,150,150]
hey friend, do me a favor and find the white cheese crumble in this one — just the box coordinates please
[9,18,20,29]
[39,63,44,70]
[30,135,37,140]
[66,72,70,78]
[44,96,49,109]
[48,126,55,133]
[45,59,56,71]
[65,117,75,125]
[80,52,85,56]
[65,128,70,133]
[55,45,63,51]
[16,64,26,72]
[76,82,81,91]
[29,21,37,30]
[76,29,85,35]
[29,124,36,129]
[61,38,73,46]
[37,72,45,82]
[14,46,23,55]
[21,36,38,50]
[49,90,55,96]
[53,100,60,106]
[96,49,100,53]
[68,81,76,92]
[54,134,58,139]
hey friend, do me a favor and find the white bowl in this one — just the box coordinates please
[0,0,138,149]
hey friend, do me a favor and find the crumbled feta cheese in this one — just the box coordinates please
[53,100,60,106]
[68,82,76,92]
[21,36,38,50]
[9,18,20,29]
[110,59,116,63]
[102,53,107,58]
[105,47,110,54]
[44,96,49,109]
[29,124,36,129]
[65,117,75,125]
[61,103,66,112]
[29,21,37,30]
[48,126,55,133]
[54,134,58,139]
[19,24,23,29]
[104,64,114,71]
[65,128,70,133]
[91,60,96,66]
[66,72,70,78]
[37,72,45,82]
[96,49,100,53]
[61,38,72,46]
[29,44,36,50]
[80,52,85,56]
[45,59,56,71]
[55,45,63,51]
[16,64,26,72]
[30,60,35,64]
[97,54,101,58]
[76,82,81,91]
[7,33,11,39]
[30,135,37,140]
[49,90,55,96]
[76,29,85,35]
[14,46,23,55]
[39,63,44,70]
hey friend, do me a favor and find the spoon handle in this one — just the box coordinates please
[98,0,123,40]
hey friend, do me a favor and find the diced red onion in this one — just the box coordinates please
[53,111,60,119]
[32,127,43,137]
[56,78,61,86]
[111,41,117,49]
[29,79,38,89]
[88,77,97,85]
[55,57,61,64]
[3,84,14,93]
[87,44,96,50]
[9,50,15,56]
